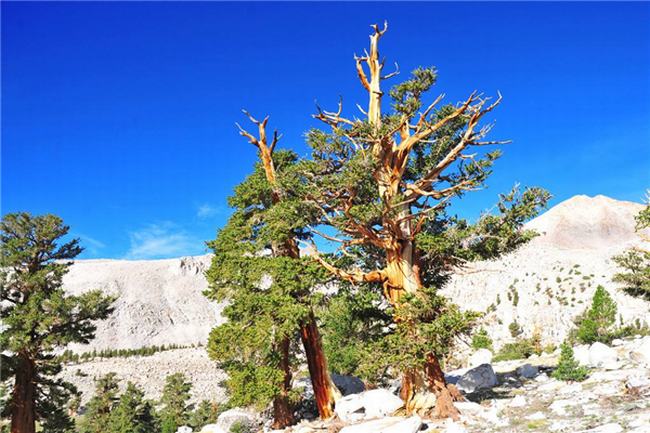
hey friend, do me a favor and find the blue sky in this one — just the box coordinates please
[2,2,649,260]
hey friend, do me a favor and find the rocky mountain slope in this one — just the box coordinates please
[63,255,220,352]
[442,195,649,349]
[60,194,650,404]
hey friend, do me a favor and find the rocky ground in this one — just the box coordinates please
[192,336,650,433]
[59,347,227,405]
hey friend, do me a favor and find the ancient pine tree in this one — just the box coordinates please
[301,23,549,418]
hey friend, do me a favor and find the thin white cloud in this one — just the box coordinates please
[196,203,223,219]
[74,233,106,256]
[124,222,203,260]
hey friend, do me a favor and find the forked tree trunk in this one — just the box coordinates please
[272,337,295,429]
[300,311,341,419]
[384,236,463,420]
[11,353,36,433]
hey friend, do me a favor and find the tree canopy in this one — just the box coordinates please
[0,213,115,433]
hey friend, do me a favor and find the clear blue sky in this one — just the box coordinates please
[2,2,649,259]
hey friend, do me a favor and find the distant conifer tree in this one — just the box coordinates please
[159,373,192,433]
[78,373,120,433]
[189,401,219,430]
[575,285,617,344]
[613,200,650,300]
[107,383,158,433]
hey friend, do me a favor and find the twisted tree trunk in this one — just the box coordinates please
[382,203,462,419]
[11,353,36,433]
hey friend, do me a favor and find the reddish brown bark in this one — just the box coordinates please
[300,311,340,419]
[11,353,36,433]
[385,242,463,419]
[238,112,339,422]
[272,337,295,429]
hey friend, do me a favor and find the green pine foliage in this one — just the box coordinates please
[320,287,391,378]
[57,344,192,364]
[552,343,588,382]
[159,373,192,433]
[613,202,650,300]
[574,286,618,344]
[0,213,115,432]
[204,150,327,410]
[107,382,158,433]
[189,401,220,430]
[78,373,121,433]
[295,26,550,385]
[471,328,493,351]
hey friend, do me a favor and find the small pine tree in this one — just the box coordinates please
[509,321,523,338]
[78,373,121,433]
[189,401,219,430]
[108,382,158,433]
[471,328,493,351]
[159,373,192,433]
[552,343,588,381]
[575,285,617,344]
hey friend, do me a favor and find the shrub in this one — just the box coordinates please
[552,343,588,381]
[471,328,493,351]
[509,321,523,338]
[493,339,535,362]
[230,421,252,433]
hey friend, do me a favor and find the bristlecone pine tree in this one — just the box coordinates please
[0,213,115,433]
[299,23,549,418]
[613,197,650,300]
[204,113,340,428]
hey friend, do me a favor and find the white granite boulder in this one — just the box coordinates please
[334,389,403,422]
[469,349,493,368]
[198,425,223,433]
[588,342,619,369]
[573,344,590,366]
[215,408,256,433]
[338,416,422,433]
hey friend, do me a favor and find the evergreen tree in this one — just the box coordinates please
[298,23,549,418]
[552,342,588,382]
[0,213,115,433]
[107,383,158,433]
[189,401,219,430]
[205,113,339,427]
[613,199,650,300]
[575,285,617,344]
[78,373,121,433]
[159,373,192,433]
